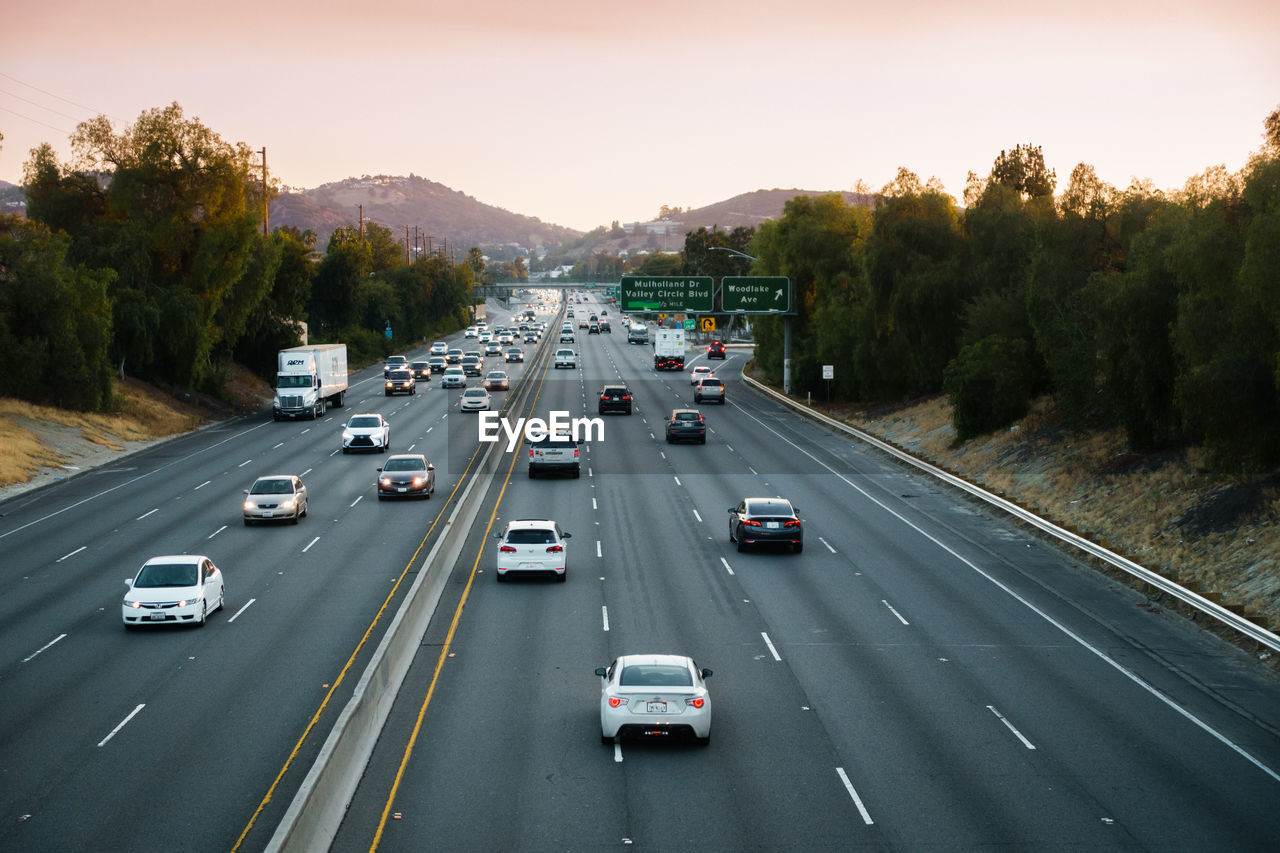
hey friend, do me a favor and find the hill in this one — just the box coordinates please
[673,188,874,232]
[268,175,581,252]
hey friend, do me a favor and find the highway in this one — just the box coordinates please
[3,291,1280,852]
[0,301,542,852]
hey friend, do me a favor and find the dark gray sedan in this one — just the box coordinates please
[377,454,436,499]
[728,497,803,553]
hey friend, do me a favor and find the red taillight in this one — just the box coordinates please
[608,697,626,708]
[784,519,800,527]
[686,697,705,709]
[600,395,609,401]
[743,519,762,527]
[529,448,534,458]
[546,544,563,553]
[573,449,580,458]
[499,545,517,553]
[622,395,631,400]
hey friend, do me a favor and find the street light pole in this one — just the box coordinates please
[707,247,792,396]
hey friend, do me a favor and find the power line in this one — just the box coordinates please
[0,105,71,135]
[0,71,121,122]
[0,87,86,124]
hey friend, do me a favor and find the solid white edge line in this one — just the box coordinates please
[761,631,781,661]
[720,557,734,576]
[882,600,910,626]
[733,391,1280,784]
[602,606,609,632]
[836,767,874,825]
[228,599,256,623]
[988,705,1037,750]
[98,704,145,747]
[302,537,320,553]
[819,536,837,553]
[23,633,67,662]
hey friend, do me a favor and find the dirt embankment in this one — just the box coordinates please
[0,368,273,501]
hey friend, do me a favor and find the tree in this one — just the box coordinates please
[944,336,1035,440]
[989,144,1056,200]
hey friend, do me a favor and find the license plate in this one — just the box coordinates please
[646,701,667,713]
[397,487,407,492]
[149,613,166,621]
[766,521,779,529]
[263,511,274,518]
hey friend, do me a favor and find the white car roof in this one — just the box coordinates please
[615,653,695,668]
[142,554,204,566]
[505,519,559,531]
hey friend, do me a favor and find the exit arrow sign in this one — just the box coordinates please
[721,276,791,313]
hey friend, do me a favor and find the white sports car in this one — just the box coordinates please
[595,654,712,745]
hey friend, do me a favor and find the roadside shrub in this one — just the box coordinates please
[943,335,1035,440]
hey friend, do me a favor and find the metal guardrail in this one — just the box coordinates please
[742,374,1280,654]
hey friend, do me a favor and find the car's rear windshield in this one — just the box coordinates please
[532,435,576,447]
[674,412,701,422]
[700,379,723,387]
[620,664,692,686]
[750,500,793,516]
[507,529,555,544]
[383,458,425,471]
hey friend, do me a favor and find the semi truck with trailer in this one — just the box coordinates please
[273,344,349,420]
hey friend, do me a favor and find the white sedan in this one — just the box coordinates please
[493,518,571,581]
[459,387,491,412]
[430,341,449,355]
[690,366,715,385]
[122,555,225,629]
[341,413,391,453]
[595,654,712,745]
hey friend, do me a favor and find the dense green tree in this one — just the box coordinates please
[0,216,115,408]
[943,336,1035,439]
[311,230,371,337]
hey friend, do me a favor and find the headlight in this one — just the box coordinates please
[342,431,354,441]
[280,499,295,510]
[412,476,425,487]
[125,599,141,609]
[380,477,392,487]
[243,500,255,510]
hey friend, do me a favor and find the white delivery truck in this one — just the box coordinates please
[627,322,649,345]
[654,329,686,371]
[273,344,348,420]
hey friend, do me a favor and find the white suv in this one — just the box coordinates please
[554,348,577,369]
[493,519,572,582]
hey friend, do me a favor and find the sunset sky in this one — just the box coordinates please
[2,0,1277,232]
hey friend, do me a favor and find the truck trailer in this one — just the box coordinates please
[273,344,349,420]
[653,329,685,370]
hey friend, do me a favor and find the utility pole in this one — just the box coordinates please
[260,147,268,236]
[359,205,365,242]
[426,235,433,256]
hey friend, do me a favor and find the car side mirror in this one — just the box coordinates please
[427,464,434,471]
[562,532,572,539]
[243,489,250,495]
[594,667,607,677]
[376,467,383,472]
[728,508,734,514]
[124,578,133,588]
[701,668,713,678]
[492,532,503,539]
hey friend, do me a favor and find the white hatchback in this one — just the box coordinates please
[493,519,571,582]
[123,555,225,629]
[595,654,712,745]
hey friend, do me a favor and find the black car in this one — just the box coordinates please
[384,355,409,376]
[728,497,803,553]
[599,320,611,333]
[707,340,726,359]
[409,360,432,381]
[598,385,632,415]
[665,409,705,444]
[376,454,435,499]
[384,369,416,396]
[588,323,600,335]
[461,355,483,377]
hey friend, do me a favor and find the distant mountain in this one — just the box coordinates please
[672,188,874,232]
[268,175,581,252]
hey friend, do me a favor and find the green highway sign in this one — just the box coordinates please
[683,318,695,330]
[722,276,791,313]
[621,276,714,313]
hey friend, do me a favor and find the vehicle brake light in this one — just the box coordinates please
[573,449,580,458]
[600,395,609,401]
[686,697,705,708]
[622,395,631,400]
[499,545,517,553]
[743,519,762,527]
[784,519,800,527]
[546,544,563,553]
[529,448,534,458]
[608,697,627,708]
